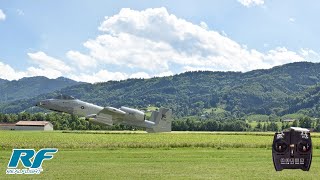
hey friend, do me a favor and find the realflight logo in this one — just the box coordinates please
[6,148,58,174]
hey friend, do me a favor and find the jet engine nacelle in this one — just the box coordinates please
[120,106,145,121]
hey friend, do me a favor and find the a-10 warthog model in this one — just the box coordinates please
[36,94,172,133]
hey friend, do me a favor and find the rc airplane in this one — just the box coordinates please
[36,94,172,133]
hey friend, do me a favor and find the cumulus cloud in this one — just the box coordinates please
[237,0,264,7]
[84,33,171,72]
[2,7,319,83]
[26,67,63,78]
[0,62,26,80]
[129,72,150,79]
[28,51,72,73]
[0,9,6,21]
[300,48,320,60]
[69,70,128,83]
[66,50,97,70]
[81,7,307,73]
[0,61,66,80]
[155,71,174,77]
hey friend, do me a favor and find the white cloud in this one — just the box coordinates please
[300,48,320,60]
[237,0,264,7]
[129,72,150,79]
[28,51,72,73]
[69,70,128,83]
[84,33,171,73]
[26,67,63,78]
[81,7,307,73]
[1,7,319,83]
[0,62,26,80]
[155,71,174,77]
[0,61,65,80]
[66,50,97,70]
[0,9,6,21]
[200,21,208,30]
[263,47,304,64]
[183,66,216,72]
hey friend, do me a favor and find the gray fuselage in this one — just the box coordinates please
[36,98,156,128]
[37,99,103,117]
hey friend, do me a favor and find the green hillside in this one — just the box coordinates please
[0,78,8,85]
[1,62,320,119]
[0,76,83,103]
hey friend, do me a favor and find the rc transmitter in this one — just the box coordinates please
[272,127,312,171]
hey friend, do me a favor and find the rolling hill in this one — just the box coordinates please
[0,76,83,103]
[0,78,8,85]
[1,62,320,118]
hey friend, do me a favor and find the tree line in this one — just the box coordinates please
[1,112,319,132]
[0,112,137,131]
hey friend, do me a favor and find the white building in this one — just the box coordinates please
[0,121,54,131]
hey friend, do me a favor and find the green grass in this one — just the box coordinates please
[1,148,320,179]
[248,121,283,129]
[146,106,159,111]
[144,106,159,117]
[0,131,275,149]
[203,107,226,114]
[281,113,306,120]
[246,114,270,122]
[1,131,320,179]
[3,131,320,150]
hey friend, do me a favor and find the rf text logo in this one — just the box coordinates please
[6,148,58,174]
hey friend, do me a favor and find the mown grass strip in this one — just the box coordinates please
[1,131,320,150]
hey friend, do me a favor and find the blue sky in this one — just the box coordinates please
[0,0,320,82]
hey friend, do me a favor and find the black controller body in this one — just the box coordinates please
[272,127,312,171]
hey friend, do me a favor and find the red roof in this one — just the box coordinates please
[15,121,51,126]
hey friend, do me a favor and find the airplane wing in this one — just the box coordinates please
[95,107,126,126]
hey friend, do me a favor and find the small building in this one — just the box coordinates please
[0,123,16,130]
[200,114,207,120]
[14,121,54,131]
[0,121,54,131]
[282,118,296,122]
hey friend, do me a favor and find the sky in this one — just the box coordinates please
[0,0,320,83]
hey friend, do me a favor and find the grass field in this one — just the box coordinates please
[1,131,320,179]
[248,121,283,129]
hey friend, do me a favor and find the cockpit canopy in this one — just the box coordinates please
[54,94,76,100]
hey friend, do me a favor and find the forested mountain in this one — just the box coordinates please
[0,78,8,85]
[1,62,320,118]
[0,76,82,103]
[286,84,320,116]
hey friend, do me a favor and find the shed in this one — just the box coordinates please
[15,121,54,131]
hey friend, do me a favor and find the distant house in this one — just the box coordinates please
[282,118,296,122]
[200,114,207,120]
[0,121,54,131]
